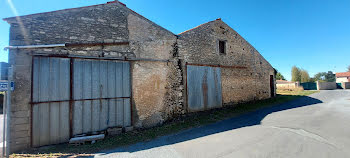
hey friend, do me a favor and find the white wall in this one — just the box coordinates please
[336,77,349,83]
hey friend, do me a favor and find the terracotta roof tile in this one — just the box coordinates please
[336,72,350,77]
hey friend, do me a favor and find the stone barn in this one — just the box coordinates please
[3,1,275,152]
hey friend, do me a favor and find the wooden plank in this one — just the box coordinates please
[32,104,40,147]
[32,57,40,102]
[123,98,131,127]
[99,60,108,130]
[115,62,123,97]
[215,67,223,107]
[59,58,70,142]
[187,65,204,111]
[122,62,131,127]
[116,99,124,127]
[115,62,123,126]
[32,57,40,146]
[83,60,93,133]
[73,59,83,135]
[91,60,100,132]
[206,67,222,109]
[122,62,131,97]
[49,58,60,144]
[107,61,116,127]
[39,57,50,146]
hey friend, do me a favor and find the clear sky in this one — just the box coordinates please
[1,0,349,80]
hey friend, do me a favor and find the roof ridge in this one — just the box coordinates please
[178,18,222,35]
[3,1,119,22]
[336,72,350,77]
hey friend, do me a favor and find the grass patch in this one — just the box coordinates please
[277,89,319,96]
[11,90,319,158]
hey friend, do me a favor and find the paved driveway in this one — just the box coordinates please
[96,90,350,158]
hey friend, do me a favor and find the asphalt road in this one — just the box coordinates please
[96,90,350,158]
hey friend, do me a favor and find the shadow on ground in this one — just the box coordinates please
[98,96,322,155]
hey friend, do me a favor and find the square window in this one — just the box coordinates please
[219,40,226,54]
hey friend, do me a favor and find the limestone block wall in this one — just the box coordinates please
[5,2,275,152]
[6,3,129,46]
[5,2,182,152]
[7,50,32,151]
[341,82,350,89]
[178,19,275,106]
[277,82,300,89]
[127,13,183,128]
[317,81,337,90]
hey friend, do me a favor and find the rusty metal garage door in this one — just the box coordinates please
[72,59,131,136]
[187,65,222,112]
[32,57,131,147]
[32,57,70,147]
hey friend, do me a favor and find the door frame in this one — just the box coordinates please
[270,75,275,97]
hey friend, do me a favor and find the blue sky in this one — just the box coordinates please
[1,0,349,80]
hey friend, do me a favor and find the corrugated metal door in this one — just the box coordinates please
[187,65,222,112]
[72,59,131,136]
[32,57,131,147]
[32,57,70,147]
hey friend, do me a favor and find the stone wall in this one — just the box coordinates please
[178,19,275,106]
[7,50,32,152]
[5,2,274,152]
[341,82,350,89]
[277,82,300,90]
[6,2,129,46]
[127,13,183,128]
[5,2,182,152]
[316,81,337,90]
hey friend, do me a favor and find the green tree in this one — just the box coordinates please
[300,69,310,82]
[325,71,335,82]
[313,71,335,82]
[291,66,301,82]
[276,72,286,80]
[314,72,327,81]
[348,65,350,72]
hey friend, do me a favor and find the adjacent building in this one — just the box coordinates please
[0,62,9,80]
[3,1,275,152]
[336,72,350,83]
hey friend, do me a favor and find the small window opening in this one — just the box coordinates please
[219,40,226,54]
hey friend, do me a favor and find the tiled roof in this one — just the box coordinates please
[336,72,350,77]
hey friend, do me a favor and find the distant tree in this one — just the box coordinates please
[309,77,316,82]
[348,65,350,72]
[325,71,335,82]
[314,72,327,81]
[300,69,310,83]
[276,72,286,80]
[291,66,301,82]
[313,71,335,82]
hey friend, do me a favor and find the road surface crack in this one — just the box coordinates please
[265,125,337,148]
